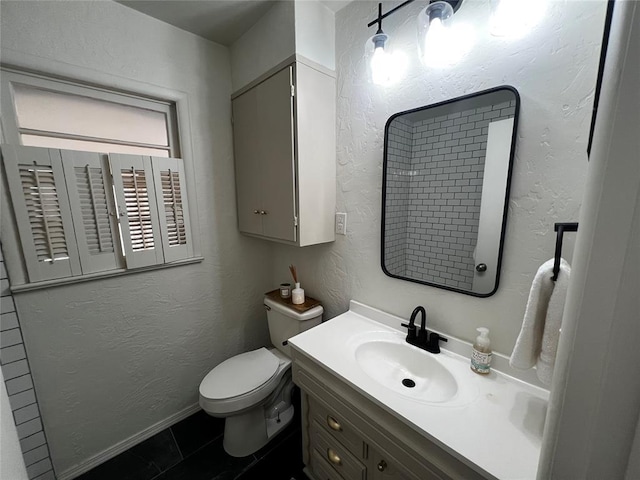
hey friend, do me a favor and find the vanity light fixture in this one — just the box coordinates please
[367,0,465,82]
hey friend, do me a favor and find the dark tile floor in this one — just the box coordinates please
[76,390,308,480]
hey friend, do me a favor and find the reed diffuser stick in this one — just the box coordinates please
[289,264,298,284]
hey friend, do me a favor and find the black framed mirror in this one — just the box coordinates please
[381,86,519,297]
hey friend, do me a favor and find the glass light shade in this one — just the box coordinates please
[367,33,407,86]
[490,0,547,37]
[418,1,474,68]
[418,0,454,62]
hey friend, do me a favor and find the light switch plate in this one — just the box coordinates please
[335,212,347,235]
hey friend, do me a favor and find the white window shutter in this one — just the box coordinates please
[151,157,193,262]
[110,153,164,268]
[1,144,81,281]
[61,150,124,274]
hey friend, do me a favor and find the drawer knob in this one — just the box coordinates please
[327,448,342,466]
[377,460,388,472]
[326,415,342,432]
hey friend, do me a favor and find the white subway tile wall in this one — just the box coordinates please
[0,245,56,479]
[384,101,516,290]
[384,116,413,276]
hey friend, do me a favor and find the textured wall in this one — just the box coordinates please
[230,1,296,91]
[271,0,606,355]
[0,1,272,476]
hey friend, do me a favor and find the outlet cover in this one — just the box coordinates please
[335,212,347,235]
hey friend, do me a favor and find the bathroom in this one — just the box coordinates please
[0,0,638,479]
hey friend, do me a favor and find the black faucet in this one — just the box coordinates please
[401,306,447,354]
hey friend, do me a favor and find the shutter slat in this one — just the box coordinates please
[119,166,156,253]
[159,170,187,247]
[73,165,115,256]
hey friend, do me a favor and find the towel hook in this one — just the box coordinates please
[552,222,578,281]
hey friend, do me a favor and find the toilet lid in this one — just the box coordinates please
[200,348,279,400]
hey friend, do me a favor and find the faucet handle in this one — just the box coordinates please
[426,332,448,354]
[401,323,417,343]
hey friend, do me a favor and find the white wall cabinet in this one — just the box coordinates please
[292,348,488,480]
[231,56,336,246]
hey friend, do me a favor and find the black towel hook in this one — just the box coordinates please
[552,222,579,281]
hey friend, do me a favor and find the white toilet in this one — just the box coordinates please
[199,296,323,457]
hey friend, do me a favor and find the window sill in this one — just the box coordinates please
[10,257,204,293]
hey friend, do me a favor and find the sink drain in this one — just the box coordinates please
[402,378,416,388]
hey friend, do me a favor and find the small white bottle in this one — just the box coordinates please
[471,327,492,375]
[292,282,305,305]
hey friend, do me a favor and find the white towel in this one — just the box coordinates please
[510,258,571,385]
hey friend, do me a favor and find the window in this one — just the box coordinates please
[0,70,198,287]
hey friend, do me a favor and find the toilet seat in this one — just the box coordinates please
[200,348,279,400]
[199,348,291,415]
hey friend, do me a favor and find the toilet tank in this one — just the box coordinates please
[264,296,323,357]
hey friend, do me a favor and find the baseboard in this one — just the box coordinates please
[57,403,201,480]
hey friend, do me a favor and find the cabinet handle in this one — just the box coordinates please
[327,448,342,466]
[260,210,268,215]
[253,210,260,215]
[377,460,388,472]
[326,415,342,432]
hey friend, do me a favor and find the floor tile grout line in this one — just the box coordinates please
[168,426,184,462]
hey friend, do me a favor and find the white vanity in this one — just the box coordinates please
[288,301,549,480]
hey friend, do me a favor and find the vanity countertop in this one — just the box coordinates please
[288,301,549,480]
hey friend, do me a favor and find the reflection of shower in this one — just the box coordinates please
[472,117,514,294]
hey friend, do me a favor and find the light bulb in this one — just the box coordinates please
[369,34,407,86]
[422,19,475,68]
[418,1,475,69]
[371,46,390,85]
[490,0,547,37]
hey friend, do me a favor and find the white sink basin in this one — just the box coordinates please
[354,338,459,402]
[348,330,475,405]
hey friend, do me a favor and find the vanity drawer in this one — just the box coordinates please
[309,395,365,458]
[310,449,347,480]
[310,419,366,480]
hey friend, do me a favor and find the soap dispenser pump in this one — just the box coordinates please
[471,327,492,375]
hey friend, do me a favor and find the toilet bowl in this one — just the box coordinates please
[199,295,322,457]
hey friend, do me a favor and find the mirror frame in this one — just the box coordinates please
[381,85,520,297]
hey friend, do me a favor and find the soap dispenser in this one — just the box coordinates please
[471,327,492,375]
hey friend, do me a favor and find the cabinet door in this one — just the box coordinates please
[256,66,296,242]
[232,85,263,236]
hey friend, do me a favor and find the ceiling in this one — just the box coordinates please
[118,0,352,46]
